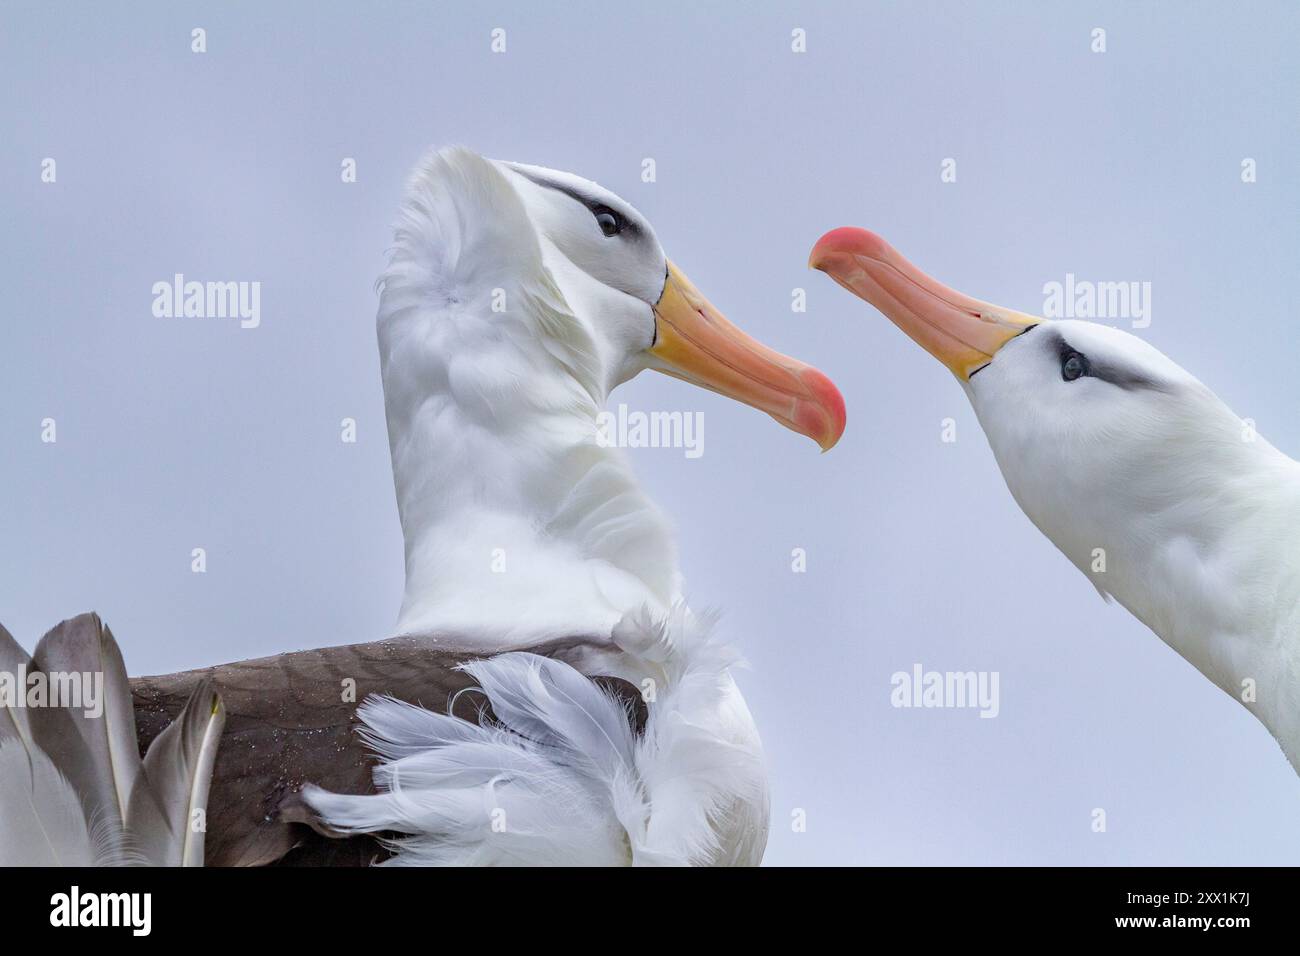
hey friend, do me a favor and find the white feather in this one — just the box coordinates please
[305,603,767,866]
[305,655,641,866]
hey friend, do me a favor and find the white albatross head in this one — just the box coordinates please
[381,148,845,449]
[500,158,846,445]
[810,228,1300,755]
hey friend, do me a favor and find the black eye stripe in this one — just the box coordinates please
[512,169,639,238]
[1051,332,1165,391]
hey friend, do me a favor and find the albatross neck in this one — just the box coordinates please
[1098,439,1300,768]
[380,327,679,648]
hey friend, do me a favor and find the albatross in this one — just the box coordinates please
[2,149,843,868]
[288,148,844,865]
[810,226,1300,772]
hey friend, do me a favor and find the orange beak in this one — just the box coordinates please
[808,227,1040,380]
[648,260,846,451]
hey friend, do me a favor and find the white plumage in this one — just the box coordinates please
[379,149,678,644]
[812,227,1300,773]
[305,148,843,865]
[306,605,766,865]
[970,319,1300,770]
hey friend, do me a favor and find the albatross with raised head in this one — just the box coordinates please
[810,226,1300,772]
[291,148,845,866]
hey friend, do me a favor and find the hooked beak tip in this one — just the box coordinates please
[797,367,846,452]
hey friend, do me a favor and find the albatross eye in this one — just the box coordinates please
[1061,350,1089,382]
[592,205,624,237]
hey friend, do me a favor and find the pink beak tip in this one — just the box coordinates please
[796,367,847,451]
[809,227,891,269]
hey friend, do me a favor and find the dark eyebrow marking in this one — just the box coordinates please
[1049,329,1167,392]
[1088,358,1167,392]
[518,169,598,208]
[511,168,641,237]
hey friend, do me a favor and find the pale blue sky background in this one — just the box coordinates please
[2,1,1298,865]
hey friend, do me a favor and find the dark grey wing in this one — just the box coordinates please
[130,636,646,867]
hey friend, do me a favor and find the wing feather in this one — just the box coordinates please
[132,679,226,866]
[31,614,140,825]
